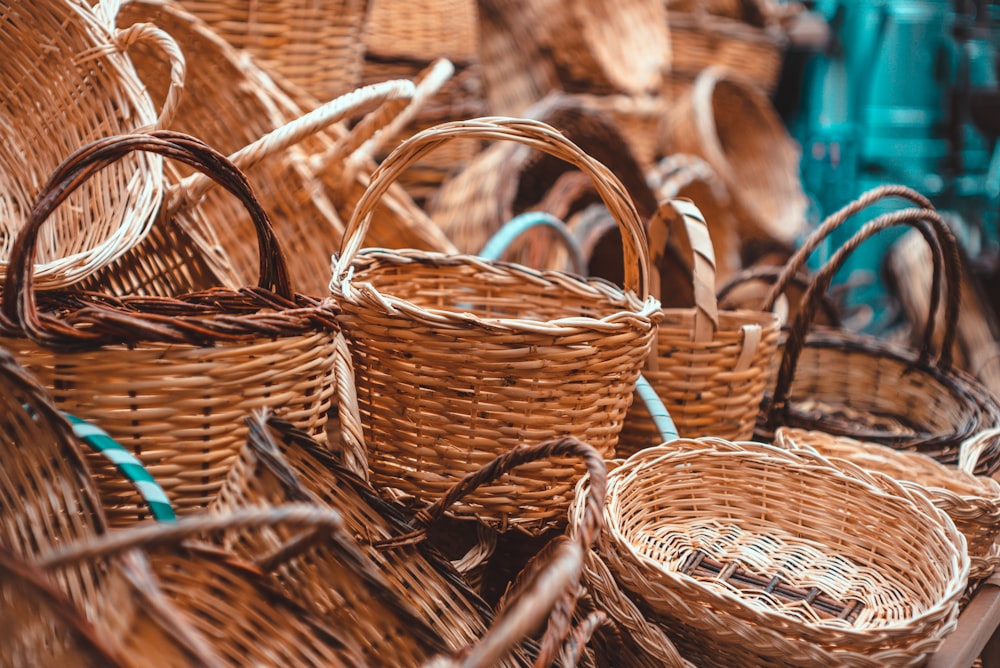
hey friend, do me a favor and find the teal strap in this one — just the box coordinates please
[479,212,587,275]
[63,414,176,522]
[635,375,679,444]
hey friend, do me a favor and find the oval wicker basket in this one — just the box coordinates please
[0,132,341,523]
[776,426,1000,583]
[0,0,185,289]
[593,438,969,667]
[662,66,807,247]
[618,199,780,456]
[759,186,1000,475]
[331,117,661,534]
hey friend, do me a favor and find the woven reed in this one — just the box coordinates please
[0,133,340,524]
[211,414,519,665]
[178,0,370,101]
[331,117,660,534]
[776,426,1000,583]
[363,0,479,64]
[647,153,741,293]
[0,0,186,289]
[430,93,659,258]
[0,548,127,668]
[759,185,1000,474]
[98,0,420,297]
[591,438,968,666]
[619,199,779,456]
[662,66,807,247]
[667,11,786,94]
[0,346,222,665]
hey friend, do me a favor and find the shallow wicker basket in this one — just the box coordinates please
[776,426,1000,584]
[618,199,779,456]
[0,0,185,289]
[331,117,661,534]
[591,438,969,666]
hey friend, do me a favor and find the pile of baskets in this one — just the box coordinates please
[3,1,1000,666]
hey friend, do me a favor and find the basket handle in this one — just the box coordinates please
[110,22,186,131]
[478,211,587,275]
[34,504,349,571]
[1,131,292,344]
[958,427,1000,476]
[764,208,961,432]
[333,117,651,299]
[172,79,417,207]
[649,198,719,342]
[415,438,606,668]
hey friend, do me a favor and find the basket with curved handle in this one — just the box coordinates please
[329,116,660,534]
[0,131,342,521]
[618,198,780,456]
[762,205,1000,475]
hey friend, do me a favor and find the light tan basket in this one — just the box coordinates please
[776,426,1000,583]
[662,66,807,247]
[0,0,185,290]
[330,117,661,534]
[100,0,421,298]
[590,438,969,667]
[618,199,779,456]
[178,0,370,101]
[0,133,341,523]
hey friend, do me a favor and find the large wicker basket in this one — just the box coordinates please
[587,438,969,666]
[331,117,661,534]
[0,0,185,289]
[0,133,341,523]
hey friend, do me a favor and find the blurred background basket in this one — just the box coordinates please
[0,0,185,290]
[177,0,371,102]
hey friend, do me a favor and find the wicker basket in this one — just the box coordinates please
[759,186,1000,475]
[776,426,1000,583]
[0,132,341,523]
[589,438,968,666]
[662,66,807,247]
[0,0,186,290]
[618,199,780,456]
[331,117,661,534]
[0,346,220,665]
[178,0,370,101]
[99,0,420,297]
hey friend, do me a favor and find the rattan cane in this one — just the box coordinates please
[0,133,340,523]
[331,117,661,534]
[0,0,184,290]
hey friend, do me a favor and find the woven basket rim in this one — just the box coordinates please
[334,248,661,333]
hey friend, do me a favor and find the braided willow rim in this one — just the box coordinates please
[0,0,188,289]
[619,199,779,457]
[1,132,339,522]
[776,426,1000,582]
[598,439,968,667]
[760,187,1000,474]
[331,117,660,533]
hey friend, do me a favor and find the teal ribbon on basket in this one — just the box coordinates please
[478,211,587,275]
[63,413,176,522]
